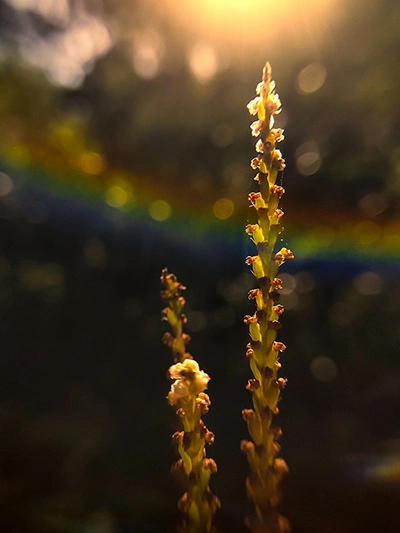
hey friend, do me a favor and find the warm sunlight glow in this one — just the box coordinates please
[16,9,112,88]
[132,29,165,79]
[188,43,218,83]
[165,0,338,62]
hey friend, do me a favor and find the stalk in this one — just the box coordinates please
[241,63,293,533]
[160,269,220,533]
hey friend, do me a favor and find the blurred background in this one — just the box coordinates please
[0,0,399,531]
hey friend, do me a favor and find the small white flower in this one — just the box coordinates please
[172,380,189,397]
[169,363,183,380]
[255,139,264,153]
[247,97,260,116]
[182,359,200,373]
[270,128,284,143]
[167,379,189,405]
[269,115,275,129]
[193,370,210,394]
[250,120,263,137]
[266,92,281,115]
[169,359,200,380]
[167,358,209,404]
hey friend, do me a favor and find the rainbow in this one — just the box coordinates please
[0,115,399,278]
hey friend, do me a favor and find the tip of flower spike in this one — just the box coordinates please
[160,267,171,280]
[160,269,186,300]
[263,62,272,81]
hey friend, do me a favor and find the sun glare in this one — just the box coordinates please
[165,0,338,62]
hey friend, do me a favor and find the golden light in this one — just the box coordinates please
[188,43,218,83]
[165,0,339,63]
[132,28,165,79]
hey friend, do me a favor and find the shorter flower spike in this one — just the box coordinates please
[161,269,219,533]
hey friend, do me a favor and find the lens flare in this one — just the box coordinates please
[149,199,172,221]
[213,198,234,220]
[297,62,327,94]
[188,43,218,83]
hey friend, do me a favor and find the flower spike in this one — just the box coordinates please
[242,64,292,533]
[160,269,219,533]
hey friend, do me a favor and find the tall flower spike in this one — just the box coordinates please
[160,269,219,533]
[242,64,292,533]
